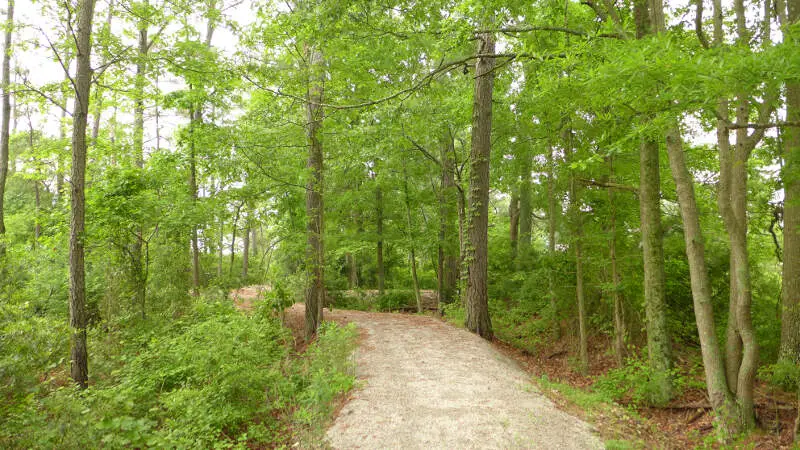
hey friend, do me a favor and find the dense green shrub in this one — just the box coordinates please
[0,300,357,449]
[375,289,415,311]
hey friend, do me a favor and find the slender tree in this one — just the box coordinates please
[69,0,97,389]
[304,44,325,339]
[0,0,12,258]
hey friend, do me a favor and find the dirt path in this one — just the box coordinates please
[322,309,603,449]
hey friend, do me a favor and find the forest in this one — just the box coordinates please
[1,0,799,447]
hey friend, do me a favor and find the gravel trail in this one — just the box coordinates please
[323,309,603,449]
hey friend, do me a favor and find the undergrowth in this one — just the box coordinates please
[0,297,357,449]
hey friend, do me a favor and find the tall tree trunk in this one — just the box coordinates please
[346,252,358,288]
[636,0,674,404]
[217,216,224,278]
[69,0,96,389]
[0,0,12,258]
[639,137,674,403]
[189,107,201,296]
[566,137,589,373]
[376,185,385,294]
[665,126,741,432]
[509,188,519,259]
[779,0,800,375]
[242,218,250,279]
[464,32,495,339]
[608,158,626,367]
[229,201,242,275]
[547,145,560,340]
[403,165,422,313]
[304,45,325,339]
[131,0,147,319]
[778,0,800,435]
[438,132,459,309]
[250,226,258,258]
[518,154,533,255]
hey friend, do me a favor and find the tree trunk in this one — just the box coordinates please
[131,0,147,319]
[608,158,626,367]
[464,32,495,339]
[304,45,325,339]
[229,201,242,275]
[518,153,533,256]
[189,108,201,297]
[346,252,358,288]
[509,188,519,259]
[780,0,799,431]
[665,126,741,431]
[438,132,459,309]
[242,220,250,279]
[566,138,589,373]
[779,0,800,374]
[547,145,560,340]
[636,0,674,404]
[0,0,12,257]
[639,137,674,403]
[69,0,96,389]
[376,185,385,294]
[217,216,224,277]
[403,165,422,313]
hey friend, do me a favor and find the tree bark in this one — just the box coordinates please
[304,45,325,339]
[403,165,422,313]
[636,0,674,404]
[131,0,147,319]
[438,132,459,309]
[346,252,358,288]
[376,185,385,294]
[608,158,626,367]
[242,219,250,279]
[566,137,589,373]
[189,107,201,296]
[464,32,495,339]
[518,153,533,255]
[665,127,738,420]
[0,0,12,257]
[509,188,519,259]
[779,0,800,372]
[547,145,560,340]
[639,137,674,402]
[229,201,242,275]
[69,0,96,389]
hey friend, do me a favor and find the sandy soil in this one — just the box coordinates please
[322,309,603,450]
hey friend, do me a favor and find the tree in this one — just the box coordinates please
[0,0,12,259]
[304,44,325,339]
[69,0,97,389]
[464,31,495,339]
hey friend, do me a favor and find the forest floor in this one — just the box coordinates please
[283,304,602,449]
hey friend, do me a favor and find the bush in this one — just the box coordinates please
[375,290,415,312]
[592,355,702,407]
[1,301,358,449]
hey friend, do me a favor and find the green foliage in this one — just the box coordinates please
[441,301,466,326]
[592,355,705,407]
[760,360,800,393]
[329,290,374,311]
[0,301,357,449]
[375,290,416,312]
[0,302,69,402]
